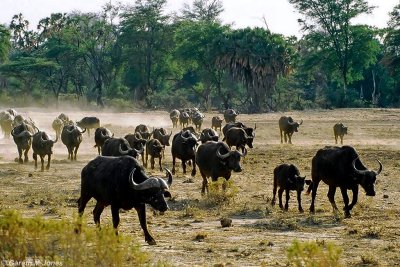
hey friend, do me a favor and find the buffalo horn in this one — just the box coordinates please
[80,128,87,134]
[352,157,367,175]
[216,146,230,159]
[254,123,257,131]
[375,160,383,175]
[239,147,247,157]
[299,119,303,125]
[129,169,162,190]
[135,143,145,154]
[180,132,189,141]
[118,143,130,155]
[165,168,173,187]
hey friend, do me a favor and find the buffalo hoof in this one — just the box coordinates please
[18,158,23,164]
[41,167,44,172]
[344,210,351,218]
[146,239,157,246]
[299,208,304,213]
[46,166,50,170]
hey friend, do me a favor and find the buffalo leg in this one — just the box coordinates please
[272,183,277,206]
[135,204,156,245]
[309,180,320,213]
[111,205,120,231]
[191,159,196,177]
[348,185,359,211]
[158,156,162,172]
[74,144,80,160]
[280,129,283,143]
[297,190,304,212]
[46,154,51,170]
[201,171,208,195]
[340,135,344,145]
[182,160,187,174]
[334,134,338,144]
[145,151,149,168]
[284,189,290,210]
[24,147,30,163]
[172,156,176,174]
[40,155,45,172]
[288,133,292,144]
[78,195,91,215]
[150,156,155,169]
[17,147,23,164]
[93,202,105,225]
[340,186,351,218]
[33,153,38,169]
[327,186,338,211]
[278,188,284,210]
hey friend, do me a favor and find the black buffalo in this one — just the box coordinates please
[78,156,173,245]
[211,116,223,131]
[125,132,147,165]
[32,131,58,171]
[191,112,205,131]
[145,139,164,171]
[196,141,246,194]
[225,127,254,152]
[171,130,198,176]
[333,123,348,145]
[278,116,302,144]
[102,137,143,159]
[223,109,238,123]
[153,128,172,148]
[76,117,100,137]
[222,122,256,141]
[170,109,180,128]
[272,164,311,212]
[179,112,190,128]
[199,128,219,144]
[308,146,382,217]
[11,122,34,163]
[135,124,153,140]
[94,127,113,155]
[61,125,86,160]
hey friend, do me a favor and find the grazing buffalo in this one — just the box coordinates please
[170,109,180,128]
[102,137,143,159]
[196,141,246,194]
[211,116,223,131]
[222,122,256,141]
[145,139,164,171]
[61,125,86,160]
[11,122,34,163]
[199,128,219,144]
[223,109,238,123]
[0,111,13,138]
[272,164,311,212]
[78,156,173,245]
[179,112,190,128]
[171,130,198,176]
[308,146,382,217]
[225,127,254,152]
[32,131,58,171]
[76,117,100,137]
[94,127,113,155]
[333,123,348,145]
[135,124,153,140]
[192,112,205,131]
[278,116,302,144]
[125,132,146,165]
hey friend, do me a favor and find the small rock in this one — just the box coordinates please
[28,173,33,177]
[267,241,274,247]
[220,218,232,228]
[383,194,389,199]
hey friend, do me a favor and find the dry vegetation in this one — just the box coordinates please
[0,107,400,266]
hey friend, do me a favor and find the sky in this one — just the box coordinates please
[0,0,397,37]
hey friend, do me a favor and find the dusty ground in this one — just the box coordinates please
[0,107,399,266]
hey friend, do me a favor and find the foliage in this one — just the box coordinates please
[0,210,149,266]
[204,178,238,207]
[287,240,342,267]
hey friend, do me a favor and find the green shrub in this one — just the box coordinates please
[204,178,238,207]
[0,210,149,266]
[287,240,342,267]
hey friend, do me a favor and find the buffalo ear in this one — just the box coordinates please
[164,191,172,198]
[305,179,312,185]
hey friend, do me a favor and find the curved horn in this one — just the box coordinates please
[180,132,189,141]
[239,147,247,157]
[11,128,26,138]
[165,168,173,187]
[216,146,231,159]
[352,157,366,175]
[254,123,257,131]
[135,143,145,154]
[80,128,87,134]
[375,159,383,175]
[207,132,213,139]
[299,119,303,125]
[118,143,130,155]
[130,171,161,191]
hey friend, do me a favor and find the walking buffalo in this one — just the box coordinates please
[125,132,147,165]
[222,122,256,141]
[171,130,198,176]
[78,156,173,245]
[145,139,164,171]
[170,109,180,128]
[135,124,153,140]
[76,117,100,137]
[196,141,246,194]
[94,127,113,155]
[11,122,34,163]
[32,131,58,171]
[223,109,238,123]
[278,116,302,144]
[0,111,13,138]
[179,112,190,128]
[153,128,172,149]
[333,123,348,145]
[211,116,223,131]
[61,125,86,160]
[225,127,254,152]
[199,128,219,144]
[308,146,382,217]
[192,112,205,131]
[272,164,311,212]
[102,137,142,159]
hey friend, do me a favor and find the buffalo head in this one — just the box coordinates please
[352,158,382,196]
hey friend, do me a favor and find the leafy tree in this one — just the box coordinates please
[289,0,374,104]
[179,0,223,23]
[0,25,11,62]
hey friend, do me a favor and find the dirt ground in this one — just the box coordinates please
[0,107,399,266]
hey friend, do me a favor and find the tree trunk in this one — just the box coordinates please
[371,69,379,106]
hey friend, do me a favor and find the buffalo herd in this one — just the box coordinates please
[0,107,384,244]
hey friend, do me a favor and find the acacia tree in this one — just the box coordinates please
[180,0,223,23]
[289,0,374,104]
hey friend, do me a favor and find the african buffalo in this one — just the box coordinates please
[192,112,205,131]
[93,127,113,155]
[170,109,180,128]
[222,122,256,141]
[196,141,246,194]
[153,128,172,147]
[171,130,198,176]
[61,124,86,160]
[102,137,143,159]
[135,124,153,140]
[199,128,219,144]
[145,139,164,171]
[32,131,58,171]
[308,146,382,217]
[0,111,13,138]
[225,127,254,152]
[52,118,64,140]
[279,116,302,144]
[211,116,223,131]
[223,109,238,123]
[11,122,34,163]
[78,156,173,245]
[179,112,190,128]
[272,164,311,212]
[333,123,348,145]
[76,117,100,137]
[125,132,146,165]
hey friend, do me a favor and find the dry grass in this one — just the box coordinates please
[0,108,400,266]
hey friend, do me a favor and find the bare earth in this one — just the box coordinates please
[0,107,399,266]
